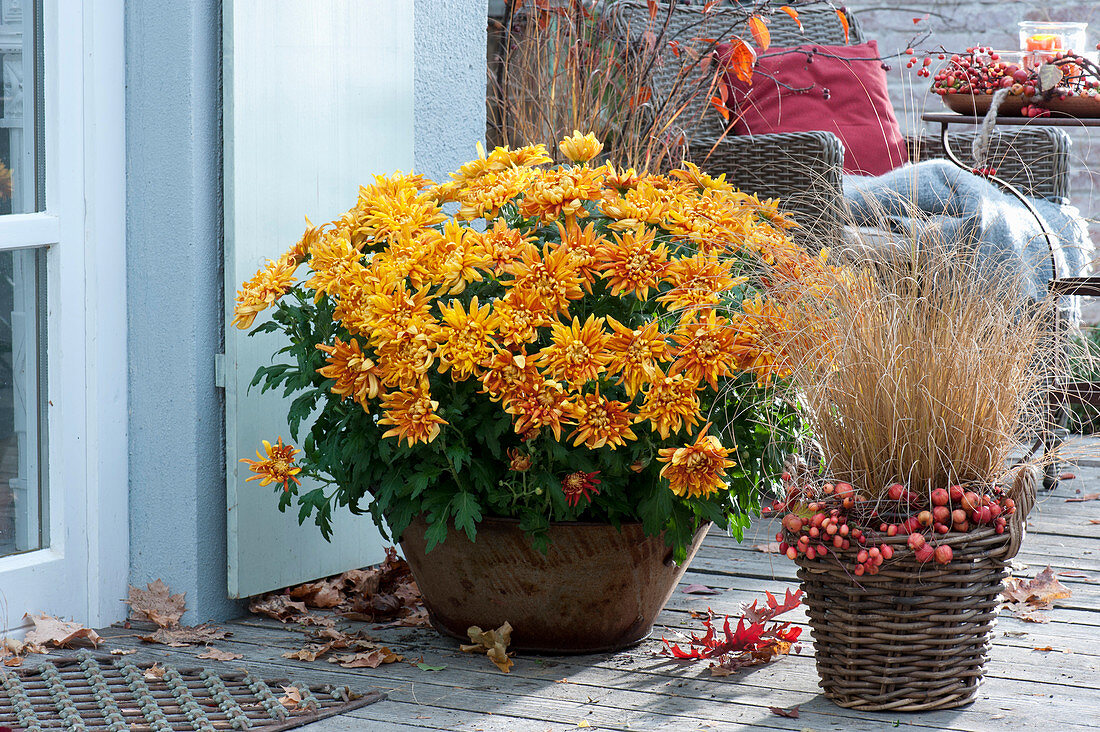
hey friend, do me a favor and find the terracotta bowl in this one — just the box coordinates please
[399,515,711,654]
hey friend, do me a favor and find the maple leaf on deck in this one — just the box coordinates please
[126,579,186,628]
[249,594,311,623]
[1004,567,1072,608]
[22,614,102,654]
[140,623,229,647]
[661,589,802,676]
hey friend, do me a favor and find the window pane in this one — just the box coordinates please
[0,0,41,214]
[0,247,45,557]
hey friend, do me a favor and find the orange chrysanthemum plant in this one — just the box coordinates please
[235,132,837,559]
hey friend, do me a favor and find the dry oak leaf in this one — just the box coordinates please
[140,623,229,647]
[289,579,343,609]
[461,622,513,673]
[197,647,243,662]
[1003,566,1072,609]
[3,657,22,667]
[22,613,102,653]
[283,644,335,662]
[331,647,402,669]
[110,649,137,656]
[144,663,167,681]
[279,685,303,710]
[249,594,311,623]
[126,579,186,628]
[769,705,800,719]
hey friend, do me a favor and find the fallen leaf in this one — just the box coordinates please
[126,579,186,628]
[140,623,228,647]
[1089,519,1100,525]
[661,589,802,675]
[23,614,102,652]
[1059,472,1076,480]
[416,662,447,671]
[752,542,781,553]
[1003,631,1029,638]
[109,649,137,656]
[1066,493,1099,503]
[1004,602,1049,623]
[331,647,402,668]
[1033,646,1054,652]
[197,648,243,662]
[2,638,24,656]
[289,579,343,609]
[461,622,514,673]
[249,594,311,623]
[1058,571,1090,579]
[748,16,770,50]
[144,664,167,681]
[279,685,303,710]
[577,722,591,729]
[3,657,22,667]
[1003,567,1072,609]
[681,584,720,595]
[769,705,800,718]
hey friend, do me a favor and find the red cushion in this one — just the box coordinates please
[719,40,908,176]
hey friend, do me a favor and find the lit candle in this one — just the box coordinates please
[1026,34,1063,51]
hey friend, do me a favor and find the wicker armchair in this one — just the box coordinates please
[609,2,1072,249]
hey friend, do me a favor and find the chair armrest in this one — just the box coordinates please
[689,130,846,250]
[908,126,1070,203]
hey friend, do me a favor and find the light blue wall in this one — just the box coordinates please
[126,0,487,622]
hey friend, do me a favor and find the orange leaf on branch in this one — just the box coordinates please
[836,9,850,44]
[725,39,756,85]
[779,6,802,31]
[748,16,770,51]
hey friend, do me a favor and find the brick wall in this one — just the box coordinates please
[854,1,1100,265]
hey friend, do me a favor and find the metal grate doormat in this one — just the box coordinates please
[0,652,384,730]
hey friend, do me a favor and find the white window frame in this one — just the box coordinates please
[0,0,127,631]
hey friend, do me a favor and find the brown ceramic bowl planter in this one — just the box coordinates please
[399,515,711,654]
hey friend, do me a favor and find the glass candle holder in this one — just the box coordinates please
[1019,20,1087,56]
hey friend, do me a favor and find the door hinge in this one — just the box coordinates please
[214,353,226,388]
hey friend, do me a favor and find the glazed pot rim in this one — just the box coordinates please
[407,514,714,530]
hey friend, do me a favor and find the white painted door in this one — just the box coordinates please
[0,0,128,631]
[223,1,414,598]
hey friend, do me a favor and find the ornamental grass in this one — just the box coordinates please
[234,132,841,559]
[758,206,1064,503]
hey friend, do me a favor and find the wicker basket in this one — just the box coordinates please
[795,468,1037,712]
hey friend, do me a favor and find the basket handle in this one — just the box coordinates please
[1005,464,1039,559]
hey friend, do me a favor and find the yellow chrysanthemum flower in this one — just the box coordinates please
[455,166,537,221]
[537,314,612,387]
[480,351,541,403]
[240,438,302,493]
[566,391,637,450]
[506,243,585,318]
[233,255,299,330]
[478,219,533,275]
[353,179,447,242]
[670,311,746,389]
[365,282,436,344]
[658,252,738,314]
[635,367,701,440]
[378,384,448,446]
[503,378,571,442]
[603,316,669,397]
[516,166,605,224]
[316,337,385,409]
[435,296,496,380]
[657,428,736,499]
[555,220,605,292]
[597,226,669,300]
[374,328,438,388]
[304,233,366,300]
[558,130,603,164]
[488,289,554,348]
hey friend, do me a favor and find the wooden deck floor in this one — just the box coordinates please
[95,464,1100,731]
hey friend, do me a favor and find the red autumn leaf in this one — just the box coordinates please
[646,0,657,22]
[836,9,850,44]
[742,588,803,625]
[1066,492,1099,502]
[725,39,756,84]
[668,40,681,58]
[702,0,719,13]
[770,706,800,718]
[779,6,802,31]
[748,16,770,51]
[661,589,802,675]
